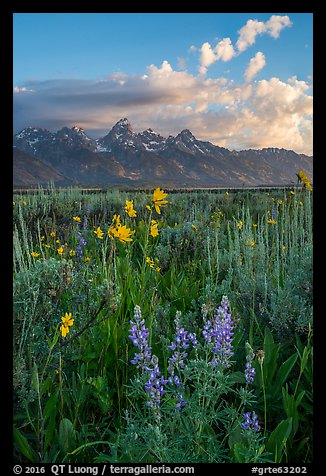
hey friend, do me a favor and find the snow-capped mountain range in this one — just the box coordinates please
[13,118,313,187]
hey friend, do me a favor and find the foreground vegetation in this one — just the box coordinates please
[13,180,313,463]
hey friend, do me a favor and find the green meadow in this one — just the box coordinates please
[13,183,313,463]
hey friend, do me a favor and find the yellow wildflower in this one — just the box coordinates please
[306,182,313,191]
[155,267,161,273]
[146,205,152,211]
[73,216,81,222]
[94,226,104,239]
[50,231,56,237]
[253,223,258,228]
[112,225,135,243]
[124,200,137,218]
[108,215,122,238]
[40,235,45,242]
[31,251,40,258]
[60,312,74,338]
[22,200,27,206]
[150,220,159,237]
[113,214,121,228]
[45,244,51,249]
[279,200,283,205]
[152,188,168,214]
[57,246,64,255]
[85,256,91,262]
[191,224,198,232]
[297,170,313,190]
[267,219,277,225]
[237,220,243,230]
[69,249,76,256]
[290,191,295,196]
[56,239,60,244]
[282,245,286,251]
[299,201,303,206]
[146,257,155,268]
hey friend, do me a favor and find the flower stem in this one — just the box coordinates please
[260,361,267,436]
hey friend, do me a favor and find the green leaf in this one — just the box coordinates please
[263,327,280,384]
[44,392,58,451]
[295,390,305,407]
[13,427,38,462]
[282,388,299,436]
[272,353,298,397]
[228,422,242,449]
[228,371,246,384]
[232,442,248,463]
[300,346,310,374]
[267,418,292,463]
[59,418,77,454]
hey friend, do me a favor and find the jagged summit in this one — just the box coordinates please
[13,118,313,187]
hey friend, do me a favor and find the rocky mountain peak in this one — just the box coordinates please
[13,119,313,187]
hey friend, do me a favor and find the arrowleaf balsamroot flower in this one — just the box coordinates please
[152,188,168,214]
[73,216,81,222]
[297,169,313,191]
[111,224,135,243]
[150,220,159,237]
[237,220,243,230]
[94,226,104,239]
[31,251,40,258]
[57,246,64,255]
[124,200,137,218]
[60,312,74,338]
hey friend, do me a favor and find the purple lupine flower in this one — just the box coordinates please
[244,342,256,384]
[168,326,197,374]
[128,305,152,370]
[75,223,87,267]
[241,411,261,432]
[82,216,87,230]
[144,355,169,409]
[129,306,168,409]
[271,207,276,220]
[168,375,182,387]
[167,313,197,410]
[203,295,234,367]
[175,394,187,411]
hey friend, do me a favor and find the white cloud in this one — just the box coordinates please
[236,15,292,52]
[265,15,292,38]
[197,15,291,75]
[215,37,236,61]
[198,38,236,75]
[236,19,266,52]
[13,63,313,155]
[244,52,266,82]
[199,42,217,75]
[13,86,34,93]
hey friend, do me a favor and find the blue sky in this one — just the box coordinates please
[13,13,313,154]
